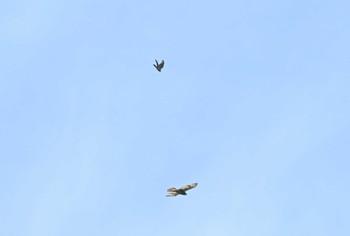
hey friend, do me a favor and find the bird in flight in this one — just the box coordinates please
[166,183,198,197]
[153,59,164,72]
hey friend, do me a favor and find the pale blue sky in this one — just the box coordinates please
[1,0,349,236]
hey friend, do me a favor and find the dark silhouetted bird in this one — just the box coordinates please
[166,183,198,197]
[153,59,164,72]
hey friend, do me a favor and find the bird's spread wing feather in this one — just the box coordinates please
[179,183,198,191]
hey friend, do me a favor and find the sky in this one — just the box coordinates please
[0,0,349,235]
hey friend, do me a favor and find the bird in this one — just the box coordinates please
[153,59,164,72]
[166,183,198,197]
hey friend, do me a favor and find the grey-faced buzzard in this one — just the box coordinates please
[166,183,198,197]
[153,59,164,72]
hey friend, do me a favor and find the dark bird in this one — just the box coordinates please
[166,183,198,197]
[153,59,164,72]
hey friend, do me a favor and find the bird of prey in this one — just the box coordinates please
[166,183,198,197]
[153,59,164,72]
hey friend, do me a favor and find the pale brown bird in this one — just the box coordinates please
[153,59,164,72]
[166,183,198,197]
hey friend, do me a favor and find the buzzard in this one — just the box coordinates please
[153,59,164,72]
[166,183,198,197]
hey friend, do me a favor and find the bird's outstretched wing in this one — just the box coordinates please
[166,192,178,197]
[159,60,164,69]
[179,183,198,192]
[167,187,177,192]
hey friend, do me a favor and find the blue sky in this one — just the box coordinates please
[1,0,349,235]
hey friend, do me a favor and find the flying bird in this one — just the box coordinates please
[166,183,198,197]
[153,59,164,72]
